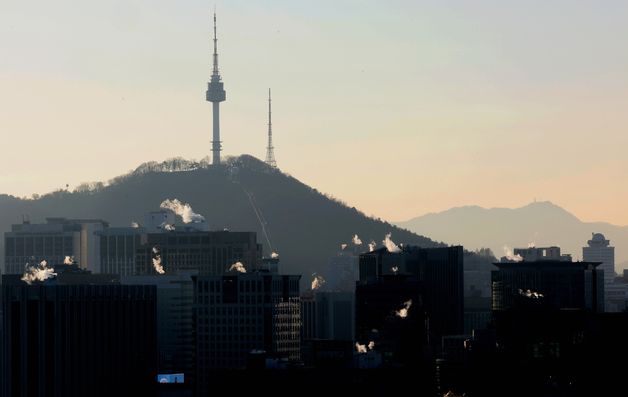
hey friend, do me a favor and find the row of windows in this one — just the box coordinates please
[6,236,73,256]
[198,316,261,325]
[197,295,265,305]
[198,306,264,315]
[199,326,262,334]
[199,334,263,343]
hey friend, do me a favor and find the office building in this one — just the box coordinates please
[355,275,426,366]
[194,271,300,394]
[492,258,604,312]
[300,291,354,341]
[1,270,157,397]
[510,246,572,262]
[98,226,144,276]
[583,233,616,310]
[123,272,195,390]
[135,230,261,275]
[4,217,107,274]
[358,246,464,343]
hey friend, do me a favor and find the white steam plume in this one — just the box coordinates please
[368,240,377,252]
[503,246,523,262]
[160,199,206,223]
[271,252,279,259]
[352,234,363,245]
[341,243,347,251]
[21,260,56,285]
[131,221,139,228]
[395,299,413,318]
[161,222,176,231]
[228,262,247,273]
[311,273,326,290]
[152,247,165,274]
[64,256,74,265]
[383,233,401,253]
[355,341,375,354]
[519,289,544,299]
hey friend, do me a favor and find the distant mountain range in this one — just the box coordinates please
[397,202,628,270]
[0,155,459,281]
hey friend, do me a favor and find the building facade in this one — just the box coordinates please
[355,275,426,366]
[491,260,604,312]
[1,273,157,397]
[359,246,464,343]
[136,231,261,275]
[122,272,195,389]
[193,272,300,394]
[300,291,354,342]
[4,218,107,274]
[98,227,144,276]
[583,233,616,310]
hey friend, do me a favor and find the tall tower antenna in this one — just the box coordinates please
[265,88,277,168]
[205,11,226,165]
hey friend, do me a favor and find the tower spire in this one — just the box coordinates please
[212,11,219,78]
[265,88,277,168]
[206,10,226,165]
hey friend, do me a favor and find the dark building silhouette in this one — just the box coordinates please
[194,271,300,395]
[1,271,157,397]
[355,275,426,366]
[123,272,195,393]
[583,233,617,311]
[445,255,628,396]
[300,291,354,342]
[4,218,108,274]
[358,246,464,346]
[491,259,604,312]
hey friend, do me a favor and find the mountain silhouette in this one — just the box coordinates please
[397,201,628,271]
[0,155,453,280]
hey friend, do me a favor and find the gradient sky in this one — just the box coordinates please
[1,0,628,224]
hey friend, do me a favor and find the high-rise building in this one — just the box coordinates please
[4,217,108,274]
[205,12,226,165]
[359,246,464,343]
[193,271,300,394]
[300,291,354,341]
[583,233,616,309]
[355,275,426,366]
[135,230,261,275]
[122,272,195,390]
[491,259,604,312]
[1,271,157,397]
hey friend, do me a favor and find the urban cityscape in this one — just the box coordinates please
[2,2,628,396]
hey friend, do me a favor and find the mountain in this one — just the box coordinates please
[397,201,628,270]
[0,155,451,281]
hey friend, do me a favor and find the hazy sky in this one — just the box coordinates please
[2,0,628,224]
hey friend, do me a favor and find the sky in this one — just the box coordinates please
[1,0,628,225]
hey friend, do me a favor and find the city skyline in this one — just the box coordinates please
[2,0,628,224]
